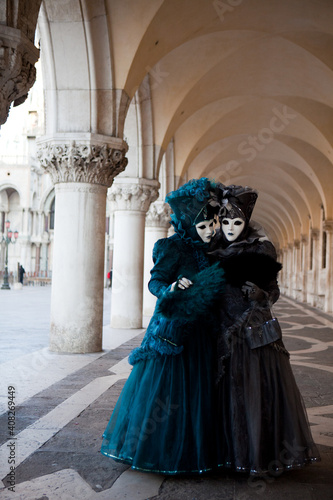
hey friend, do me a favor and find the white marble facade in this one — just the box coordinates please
[0,62,53,283]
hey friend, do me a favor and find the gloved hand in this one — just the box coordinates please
[241,281,266,302]
[170,276,193,292]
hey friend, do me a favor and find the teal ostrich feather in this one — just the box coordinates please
[155,262,225,322]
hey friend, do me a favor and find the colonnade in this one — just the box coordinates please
[41,132,332,355]
[279,223,333,313]
[1,0,332,358]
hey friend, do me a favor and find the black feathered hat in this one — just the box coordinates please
[218,184,258,223]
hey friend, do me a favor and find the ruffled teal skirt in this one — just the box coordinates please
[101,324,218,474]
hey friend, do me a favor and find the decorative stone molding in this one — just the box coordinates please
[0,25,39,125]
[294,239,300,249]
[109,180,159,213]
[55,183,107,195]
[37,140,128,187]
[301,234,308,244]
[311,228,320,240]
[146,201,171,228]
[323,220,333,233]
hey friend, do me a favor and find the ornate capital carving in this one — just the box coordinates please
[294,239,300,249]
[0,26,39,125]
[109,181,159,213]
[323,220,333,233]
[301,234,308,245]
[146,201,171,228]
[37,140,128,187]
[311,228,320,240]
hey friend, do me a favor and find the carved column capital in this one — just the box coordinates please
[108,179,159,213]
[323,220,333,233]
[146,201,171,228]
[0,26,39,125]
[36,135,128,187]
[311,228,320,240]
[294,239,300,249]
[301,234,308,245]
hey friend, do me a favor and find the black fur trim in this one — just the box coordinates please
[222,252,282,289]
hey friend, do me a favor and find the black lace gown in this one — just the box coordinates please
[212,230,320,475]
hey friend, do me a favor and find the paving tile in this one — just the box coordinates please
[0,288,332,498]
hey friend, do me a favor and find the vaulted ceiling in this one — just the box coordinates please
[38,0,333,247]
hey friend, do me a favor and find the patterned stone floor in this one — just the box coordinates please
[0,287,332,500]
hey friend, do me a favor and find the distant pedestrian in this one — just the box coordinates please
[19,265,25,284]
[107,269,112,288]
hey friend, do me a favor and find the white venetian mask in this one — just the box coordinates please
[195,218,216,243]
[221,217,245,242]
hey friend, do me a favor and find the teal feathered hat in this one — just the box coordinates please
[166,178,219,230]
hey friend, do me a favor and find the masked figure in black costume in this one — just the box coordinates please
[211,184,320,475]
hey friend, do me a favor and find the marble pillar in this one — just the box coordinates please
[40,242,49,274]
[143,201,171,317]
[282,247,289,295]
[35,244,40,275]
[37,211,44,235]
[287,244,293,296]
[300,235,308,303]
[323,221,333,313]
[293,239,301,300]
[18,208,30,270]
[37,135,128,352]
[310,229,320,307]
[108,179,159,328]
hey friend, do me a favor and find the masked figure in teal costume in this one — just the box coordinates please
[101,178,225,474]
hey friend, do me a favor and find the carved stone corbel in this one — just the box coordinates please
[0,25,39,125]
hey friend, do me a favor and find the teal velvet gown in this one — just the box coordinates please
[101,233,223,474]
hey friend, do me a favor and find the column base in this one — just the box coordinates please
[49,324,102,354]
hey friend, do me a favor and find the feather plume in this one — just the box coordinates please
[155,262,225,322]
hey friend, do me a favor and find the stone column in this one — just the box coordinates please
[286,244,293,296]
[37,135,128,352]
[108,178,159,328]
[37,211,44,236]
[323,221,333,313]
[40,241,49,275]
[279,247,286,293]
[310,229,320,307]
[35,244,41,275]
[143,201,171,317]
[293,239,301,300]
[300,234,308,303]
[17,208,30,271]
[21,208,30,235]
